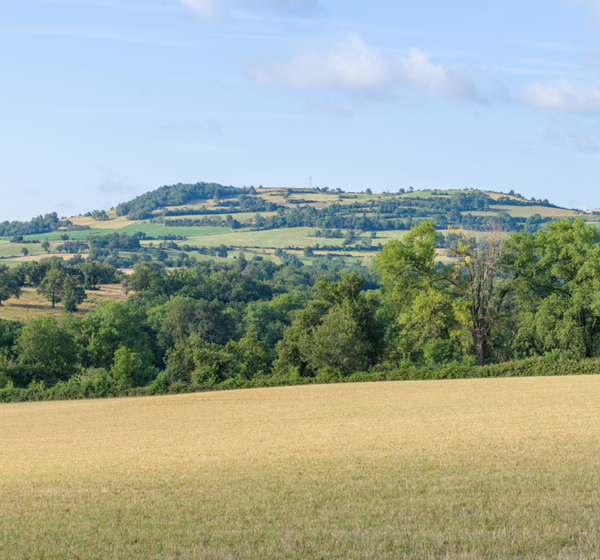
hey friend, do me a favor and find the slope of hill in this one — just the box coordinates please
[0,184,593,268]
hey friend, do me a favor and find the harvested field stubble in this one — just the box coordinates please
[1,376,600,558]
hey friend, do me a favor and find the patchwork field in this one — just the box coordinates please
[1,376,600,559]
[1,188,594,270]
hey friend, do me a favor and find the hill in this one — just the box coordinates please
[2,376,600,559]
[0,184,593,269]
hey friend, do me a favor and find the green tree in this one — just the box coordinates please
[303,308,370,376]
[273,274,382,378]
[38,267,67,308]
[126,263,166,294]
[74,302,155,383]
[21,247,28,257]
[224,334,272,380]
[507,218,600,359]
[0,264,22,306]
[148,296,235,348]
[376,221,507,366]
[243,293,306,348]
[62,276,87,313]
[375,221,442,315]
[110,347,143,390]
[16,316,79,381]
[0,318,23,359]
[41,240,50,253]
[76,261,103,289]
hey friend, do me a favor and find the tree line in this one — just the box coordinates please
[1,217,600,402]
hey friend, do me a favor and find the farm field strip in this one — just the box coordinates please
[22,229,108,241]
[466,205,580,219]
[2,376,600,559]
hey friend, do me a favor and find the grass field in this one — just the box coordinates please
[115,223,232,237]
[0,285,126,321]
[1,376,600,559]
[165,212,278,222]
[22,229,108,241]
[185,227,342,248]
[0,242,45,258]
[467,205,580,219]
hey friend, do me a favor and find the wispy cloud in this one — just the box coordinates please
[157,119,223,132]
[520,80,600,113]
[41,0,176,11]
[0,26,146,43]
[98,180,138,194]
[178,0,322,20]
[506,40,578,53]
[180,0,227,20]
[245,33,506,103]
[542,113,600,153]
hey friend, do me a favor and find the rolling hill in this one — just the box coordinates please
[0,184,593,269]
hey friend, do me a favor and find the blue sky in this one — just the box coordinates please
[3,0,600,220]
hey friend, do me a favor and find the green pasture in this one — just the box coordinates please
[183,227,359,249]
[112,223,232,237]
[164,212,277,222]
[22,229,107,241]
[0,241,47,258]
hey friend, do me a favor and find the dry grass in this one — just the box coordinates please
[6,252,89,263]
[67,215,133,230]
[0,285,127,321]
[468,205,581,219]
[1,376,600,558]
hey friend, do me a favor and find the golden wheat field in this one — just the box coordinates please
[2,376,600,559]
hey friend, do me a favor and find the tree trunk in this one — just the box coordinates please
[475,338,486,366]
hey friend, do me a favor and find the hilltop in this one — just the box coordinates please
[0,184,594,269]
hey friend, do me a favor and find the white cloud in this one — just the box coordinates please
[396,47,478,99]
[246,34,502,103]
[179,0,226,19]
[239,0,320,12]
[178,0,321,20]
[520,80,600,113]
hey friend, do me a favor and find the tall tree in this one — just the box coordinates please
[16,316,79,381]
[376,222,508,366]
[38,267,66,308]
[375,222,461,364]
[444,228,508,366]
[506,218,600,359]
[375,221,442,314]
[0,264,22,306]
[62,276,87,313]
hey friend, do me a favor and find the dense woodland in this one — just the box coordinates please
[2,217,600,401]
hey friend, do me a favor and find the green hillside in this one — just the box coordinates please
[0,184,592,268]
